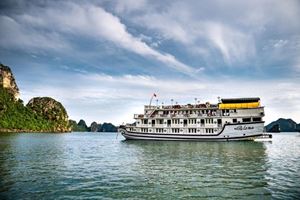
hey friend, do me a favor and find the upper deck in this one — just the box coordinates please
[134,97,263,119]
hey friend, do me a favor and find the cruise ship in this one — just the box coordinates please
[118,97,272,141]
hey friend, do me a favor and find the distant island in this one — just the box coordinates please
[0,63,117,133]
[69,119,117,132]
[265,118,300,132]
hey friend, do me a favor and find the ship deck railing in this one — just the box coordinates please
[134,113,223,119]
[128,124,223,129]
[135,112,263,119]
[144,104,219,110]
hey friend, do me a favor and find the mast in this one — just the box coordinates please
[149,93,157,106]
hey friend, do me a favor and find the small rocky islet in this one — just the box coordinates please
[0,63,117,133]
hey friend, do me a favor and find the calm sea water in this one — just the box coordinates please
[0,132,299,200]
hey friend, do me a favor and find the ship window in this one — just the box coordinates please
[205,119,213,124]
[242,118,251,122]
[188,128,196,133]
[201,119,205,124]
[152,120,155,124]
[167,120,171,125]
[253,117,261,122]
[172,128,179,133]
[157,128,163,133]
[188,119,196,124]
[233,119,237,123]
[217,119,222,124]
[206,129,213,133]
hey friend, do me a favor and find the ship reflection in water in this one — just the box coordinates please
[123,140,270,198]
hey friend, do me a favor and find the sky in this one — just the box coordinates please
[0,0,300,125]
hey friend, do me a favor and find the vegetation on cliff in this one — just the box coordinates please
[0,88,53,131]
[26,97,70,132]
[0,64,70,132]
[69,119,89,132]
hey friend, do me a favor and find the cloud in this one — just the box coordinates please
[119,0,300,68]
[0,15,70,51]
[0,2,196,75]
[114,0,147,13]
[205,22,255,65]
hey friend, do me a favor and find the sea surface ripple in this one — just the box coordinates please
[0,132,299,199]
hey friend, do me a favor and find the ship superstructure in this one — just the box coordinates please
[119,97,271,141]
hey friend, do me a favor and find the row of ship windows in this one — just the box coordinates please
[140,118,219,125]
[158,110,219,115]
[231,117,262,123]
[154,109,237,115]
[139,117,262,125]
[139,128,215,133]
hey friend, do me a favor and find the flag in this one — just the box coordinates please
[153,93,157,97]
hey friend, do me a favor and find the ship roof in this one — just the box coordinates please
[221,97,260,103]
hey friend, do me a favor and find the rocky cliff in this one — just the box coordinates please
[69,119,117,132]
[26,97,70,132]
[0,63,70,133]
[266,118,300,132]
[0,63,19,100]
[90,122,98,132]
[98,122,117,132]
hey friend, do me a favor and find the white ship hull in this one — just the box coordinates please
[119,122,267,141]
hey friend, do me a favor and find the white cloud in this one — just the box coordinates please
[1,2,196,75]
[205,22,255,65]
[131,3,256,65]
[115,0,147,13]
[0,15,70,51]
[121,0,300,67]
